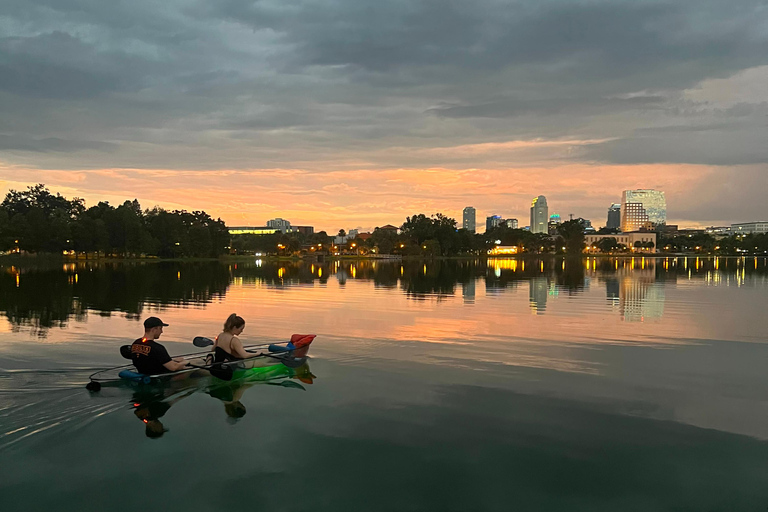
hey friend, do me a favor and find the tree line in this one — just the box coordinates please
[656,231,768,255]
[229,213,590,257]
[0,184,229,258]
[307,214,587,257]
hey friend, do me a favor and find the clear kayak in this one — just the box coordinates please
[86,336,315,391]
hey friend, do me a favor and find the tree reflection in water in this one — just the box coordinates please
[1,257,765,335]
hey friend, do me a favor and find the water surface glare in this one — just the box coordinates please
[1,257,768,511]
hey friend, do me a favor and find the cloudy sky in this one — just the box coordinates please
[1,0,767,231]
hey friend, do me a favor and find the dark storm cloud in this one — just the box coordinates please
[0,134,117,153]
[209,0,768,94]
[581,132,768,166]
[429,95,667,118]
[0,0,766,176]
[0,32,124,99]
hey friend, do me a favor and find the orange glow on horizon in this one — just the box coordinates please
[0,160,733,232]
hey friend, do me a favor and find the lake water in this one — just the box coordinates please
[1,257,768,511]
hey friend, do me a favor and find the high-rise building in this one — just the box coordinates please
[606,204,621,230]
[463,207,476,233]
[505,218,518,229]
[486,215,502,232]
[621,190,666,232]
[530,195,549,234]
[267,217,292,233]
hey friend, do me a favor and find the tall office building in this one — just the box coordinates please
[462,206,476,233]
[267,217,292,233]
[505,218,519,229]
[486,215,502,232]
[621,190,666,232]
[530,195,549,234]
[606,204,621,230]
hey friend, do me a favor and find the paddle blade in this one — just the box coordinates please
[193,336,215,347]
[119,345,133,359]
[278,380,306,390]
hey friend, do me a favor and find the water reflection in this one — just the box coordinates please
[529,277,550,314]
[130,360,314,437]
[1,257,766,334]
[1,261,229,335]
[461,279,475,304]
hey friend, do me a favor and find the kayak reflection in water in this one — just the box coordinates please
[206,359,316,422]
[130,359,316,435]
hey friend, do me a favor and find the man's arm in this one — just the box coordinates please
[163,359,188,372]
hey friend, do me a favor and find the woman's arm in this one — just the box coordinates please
[231,336,250,359]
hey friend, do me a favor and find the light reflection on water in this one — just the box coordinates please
[1,257,768,509]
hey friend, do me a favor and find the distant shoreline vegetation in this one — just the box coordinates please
[0,184,229,258]
[1,184,766,260]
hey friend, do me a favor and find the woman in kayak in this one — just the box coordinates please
[213,313,249,362]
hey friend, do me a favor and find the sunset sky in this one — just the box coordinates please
[1,0,767,232]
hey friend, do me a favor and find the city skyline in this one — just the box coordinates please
[4,180,766,235]
[1,1,767,232]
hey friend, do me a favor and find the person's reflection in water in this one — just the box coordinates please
[208,384,248,423]
[131,387,196,438]
[206,360,315,422]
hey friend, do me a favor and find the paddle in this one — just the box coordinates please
[193,336,215,348]
[193,336,279,351]
[267,380,306,390]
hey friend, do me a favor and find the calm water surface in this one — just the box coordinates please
[1,257,768,511]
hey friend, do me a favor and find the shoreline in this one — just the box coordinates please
[1,252,765,266]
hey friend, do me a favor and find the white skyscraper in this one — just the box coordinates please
[530,196,549,234]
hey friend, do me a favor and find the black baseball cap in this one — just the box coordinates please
[143,317,169,329]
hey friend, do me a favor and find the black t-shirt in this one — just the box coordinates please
[131,338,173,375]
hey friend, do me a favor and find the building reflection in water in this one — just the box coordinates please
[598,258,665,322]
[529,277,550,314]
[605,278,620,305]
[2,256,766,334]
[462,279,476,304]
[620,275,665,322]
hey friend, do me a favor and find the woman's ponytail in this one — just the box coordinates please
[223,313,245,332]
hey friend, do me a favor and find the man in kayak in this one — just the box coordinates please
[131,317,188,375]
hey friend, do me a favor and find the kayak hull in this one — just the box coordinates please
[87,344,307,389]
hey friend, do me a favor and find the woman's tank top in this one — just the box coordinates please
[214,345,243,363]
